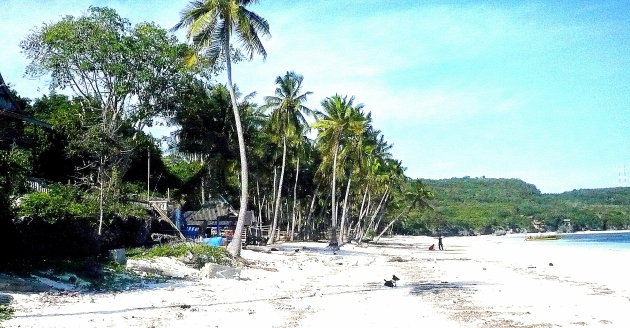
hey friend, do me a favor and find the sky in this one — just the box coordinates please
[1,0,628,193]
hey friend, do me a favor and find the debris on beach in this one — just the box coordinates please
[202,263,241,280]
[388,256,408,262]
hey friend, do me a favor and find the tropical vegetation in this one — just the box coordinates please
[1,4,628,270]
[393,178,630,236]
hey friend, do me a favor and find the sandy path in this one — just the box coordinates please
[3,235,630,327]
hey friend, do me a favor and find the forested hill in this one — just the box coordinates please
[397,177,630,236]
[550,187,630,205]
[424,178,541,203]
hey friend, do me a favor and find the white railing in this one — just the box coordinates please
[26,179,49,193]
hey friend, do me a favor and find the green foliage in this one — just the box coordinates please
[0,148,30,208]
[17,184,145,221]
[550,188,630,205]
[18,184,96,221]
[109,202,147,218]
[22,7,192,125]
[172,0,270,67]
[127,243,234,268]
[23,95,85,182]
[0,305,14,322]
[263,71,313,143]
[164,155,203,184]
[168,82,264,206]
[396,178,630,235]
[20,7,196,212]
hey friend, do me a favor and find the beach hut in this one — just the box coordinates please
[0,72,51,149]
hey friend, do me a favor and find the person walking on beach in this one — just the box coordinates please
[438,236,444,251]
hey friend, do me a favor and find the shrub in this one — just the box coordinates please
[18,184,95,222]
[0,305,14,322]
[127,243,234,268]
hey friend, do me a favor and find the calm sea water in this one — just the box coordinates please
[511,231,630,250]
[556,232,630,249]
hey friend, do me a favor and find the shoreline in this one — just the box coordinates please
[512,229,630,236]
[4,235,630,327]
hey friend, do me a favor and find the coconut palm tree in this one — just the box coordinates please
[350,127,396,242]
[173,0,270,256]
[374,180,434,242]
[263,71,312,244]
[313,95,368,249]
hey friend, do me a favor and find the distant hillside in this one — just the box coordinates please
[549,187,630,205]
[395,178,630,236]
[425,177,540,203]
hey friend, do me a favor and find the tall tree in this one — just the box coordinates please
[170,81,265,207]
[263,71,312,244]
[173,0,270,256]
[313,95,368,249]
[21,7,193,233]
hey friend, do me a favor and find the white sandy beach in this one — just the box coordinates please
[4,235,630,328]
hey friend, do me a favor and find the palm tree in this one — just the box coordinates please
[173,0,270,257]
[374,180,434,242]
[263,71,312,244]
[350,127,396,243]
[313,95,368,249]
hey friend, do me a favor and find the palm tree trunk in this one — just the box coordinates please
[339,175,351,243]
[98,158,104,236]
[374,205,411,242]
[360,186,389,242]
[305,186,318,240]
[268,137,287,244]
[225,39,249,257]
[355,188,371,241]
[329,144,340,249]
[273,167,277,205]
[259,196,265,237]
[353,185,369,241]
[285,200,290,237]
[256,180,263,229]
[290,157,299,241]
[370,191,391,237]
[297,209,303,239]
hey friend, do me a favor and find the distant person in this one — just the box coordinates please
[428,244,435,251]
[438,236,444,251]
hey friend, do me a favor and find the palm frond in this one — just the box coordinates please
[171,0,206,32]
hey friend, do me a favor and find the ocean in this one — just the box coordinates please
[556,231,630,249]
[510,231,630,250]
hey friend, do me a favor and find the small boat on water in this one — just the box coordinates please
[526,233,562,241]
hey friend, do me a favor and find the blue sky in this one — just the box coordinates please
[1,0,628,193]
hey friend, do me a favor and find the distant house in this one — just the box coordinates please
[0,72,50,149]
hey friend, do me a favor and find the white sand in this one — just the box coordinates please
[4,235,630,327]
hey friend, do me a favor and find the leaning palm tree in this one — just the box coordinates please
[313,95,368,249]
[374,180,434,242]
[173,0,270,257]
[263,71,312,244]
